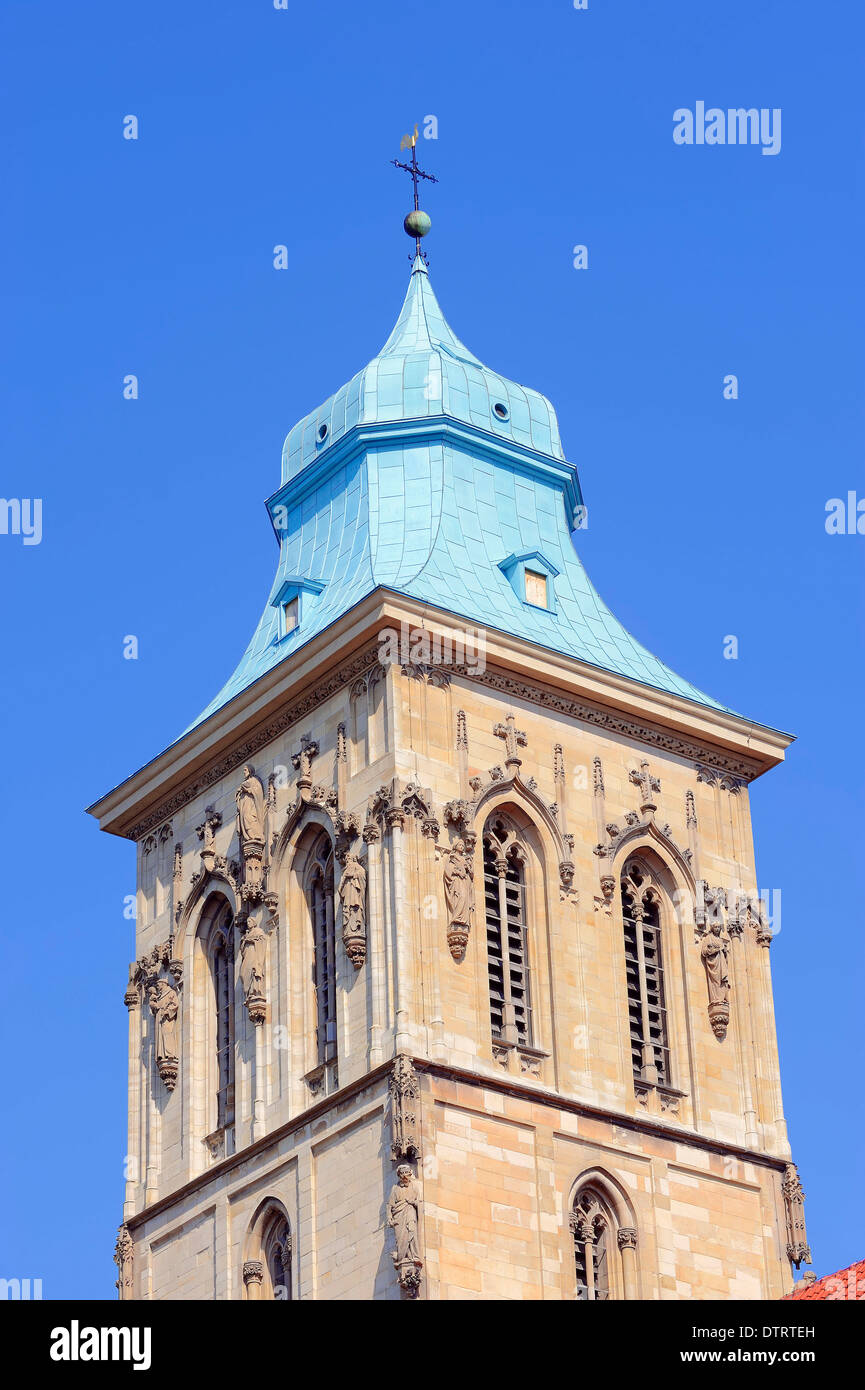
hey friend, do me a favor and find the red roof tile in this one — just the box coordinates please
[785,1259,865,1300]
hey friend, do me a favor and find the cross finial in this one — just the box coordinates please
[391,124,438,266]
[629,760,661,814]
[291,734,320,788]
[493,713,528,770]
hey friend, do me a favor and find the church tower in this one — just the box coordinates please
[90,229,810,1300]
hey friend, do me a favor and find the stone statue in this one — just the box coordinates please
[387,1164,422,1279]
[240,919,267,1022]
[443,838,474,960]
[114,1225,134,1300]
[236,765,265,844]
[701,921,730,1039]
[701,921,729,1006]
[150,978,179,1089]
[339,852,367,969]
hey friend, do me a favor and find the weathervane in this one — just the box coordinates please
[391,124,437,265]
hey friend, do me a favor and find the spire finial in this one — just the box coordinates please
[391,124,437,266]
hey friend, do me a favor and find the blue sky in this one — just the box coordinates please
[0,0,861,1297]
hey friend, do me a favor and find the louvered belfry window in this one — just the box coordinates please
[571,1190,611,1301]
[211,910,235,1130]
[483,817,532,1047]
[308,839,336,1067]
[621,861,670,1085]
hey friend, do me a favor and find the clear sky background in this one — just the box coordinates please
[0,0,861,1298]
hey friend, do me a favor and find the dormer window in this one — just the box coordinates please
[497,551,560,615]
[524,569,548,609]
[283,598,299,634]
[271,576,326,642]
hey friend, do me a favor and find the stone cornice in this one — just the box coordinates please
[87,589,394,839]
[124,1055,789,1233]
[465,664,762,780]
[413,1058,790,1173]
[88,590,792,841]
[120,643,382,842]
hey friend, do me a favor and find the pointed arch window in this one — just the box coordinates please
[307,837,336,1067]
[203,903,236,1133]
[621,860,670,1086]
[571,1189,611,1301]
[263,1215,292,1301]
[483,816,532,1047]
[244,1204,293,1301]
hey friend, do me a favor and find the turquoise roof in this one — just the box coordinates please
[189,259,729,730]
[281,255,565,482]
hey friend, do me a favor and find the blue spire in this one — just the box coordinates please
[188,265,730,730]
[280,261,565,484]
[376,253,481,364]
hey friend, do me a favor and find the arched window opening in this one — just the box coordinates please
[244,1204,293,1302]
[307,837,336,1068]
[263,1215,292,1301]
[209,905,236,1132]
[621,860,670,1086]
[483,816,532,1047]
[571,1189,612,1301]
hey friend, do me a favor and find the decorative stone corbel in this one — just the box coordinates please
[389,1055,422,1160]
[363,781,400,840]
[124,962,142,1009]
[558,855,578,903]
[114,1224,134,1300]
[333,809,361,864]
[754,906,774,948]
[401,779,436,831]
[443,798,475,854]
[594,873,616,915]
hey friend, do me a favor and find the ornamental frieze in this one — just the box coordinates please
[125,645,759,842]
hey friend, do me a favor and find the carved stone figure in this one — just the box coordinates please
[701,921,730,1039]
[443,837,474,961]
[150,978,179,1090]
[240,918,267,1023]
[236,765,265,844]
[114,1224,134,1300]
[338,851,367,968]
[387,1164,422,1294]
